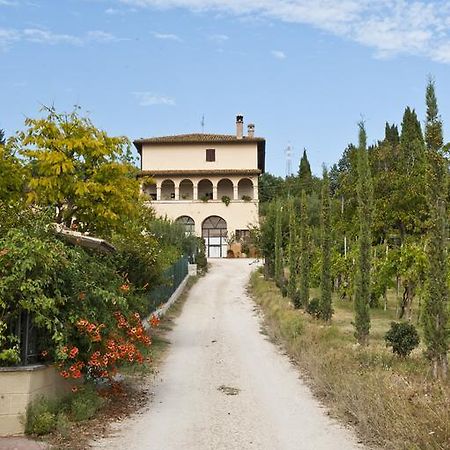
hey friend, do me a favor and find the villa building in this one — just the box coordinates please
[134,116,266,257]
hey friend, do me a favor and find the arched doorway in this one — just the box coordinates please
[202,216,227,258]
[176,215,195,234]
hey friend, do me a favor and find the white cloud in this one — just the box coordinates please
[209,33,229,43]
[117,0,450,64]
[23,28,84,45]
[133,91,176,106]
[271,50,286,59]
[0,0,18,6]
[0,27,126,49]
[152,32,182,41]
[0,28,20,50]
[86,30,127,43]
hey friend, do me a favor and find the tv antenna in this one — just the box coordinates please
[285,143,293,177]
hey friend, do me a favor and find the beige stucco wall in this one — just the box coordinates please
[0,365,71,436]
[148,200,259,236]
[141,143,258,171]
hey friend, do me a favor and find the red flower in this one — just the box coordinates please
[69,347,79,358]
[119,284,130,293]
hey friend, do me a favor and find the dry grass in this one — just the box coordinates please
[250,271,450,450]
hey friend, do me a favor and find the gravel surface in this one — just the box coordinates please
[91,259,363,450]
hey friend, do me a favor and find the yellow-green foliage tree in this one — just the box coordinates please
[15,106,140,237]
[0,138,27,206]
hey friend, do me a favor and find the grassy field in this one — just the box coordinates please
[249,270,449,450]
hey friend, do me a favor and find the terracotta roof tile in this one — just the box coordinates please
[134,133,264,145]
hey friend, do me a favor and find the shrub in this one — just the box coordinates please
[26,397,59,435]
[69,386,104,422]
[385,321,420,357]
[221,195,231,206]
[242,195,252,202]
[55,412,71,437]
[306,297,321,319]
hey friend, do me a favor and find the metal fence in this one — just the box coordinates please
[3,256,189,366]
[147,255,189,314]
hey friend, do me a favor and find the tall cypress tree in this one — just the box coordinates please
[287,198,298,300]
[298,149,313,194]
[319,167,333,322]
[274,200,283,287]
[354,122,372,345]
[299,190,310,308]
[422,78,449,379]
[0,129,5,146]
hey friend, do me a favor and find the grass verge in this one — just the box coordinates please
[249,270,449,450]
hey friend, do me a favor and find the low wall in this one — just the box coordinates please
[0,364,70,436]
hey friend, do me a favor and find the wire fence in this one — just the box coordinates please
[146,255,189,315]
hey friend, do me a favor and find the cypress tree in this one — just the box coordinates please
[422,78,449,379]
[299,190,310,308]
[0,129,5,146]
[298,149,313,194]
[274,200,283,287]
[287,199,298,300]
[354,122,372,345]
[319,167,333,322]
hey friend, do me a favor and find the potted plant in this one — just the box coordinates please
[242,195,252,202]
[221,195,231,206]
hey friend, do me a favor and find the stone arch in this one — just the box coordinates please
[161,179,175,200]
[238,178,254,200]
[176,215,195,234]
[179,179,193,200]
[142,180,156,200]
[198,179,213,200]
[217,178,234,200]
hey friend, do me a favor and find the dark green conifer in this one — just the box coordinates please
[319,168,333,322]
[298,149,313,194]
[422,78,449,379]
[287,199,298,300]
[354,122,372,345]
[299,190,310,308]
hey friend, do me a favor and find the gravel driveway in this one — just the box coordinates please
[91,259,363,450]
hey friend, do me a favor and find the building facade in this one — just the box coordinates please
[134,116,265,257]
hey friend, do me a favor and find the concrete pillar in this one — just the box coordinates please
[156,185,161,201]
[174,185,179,200]
[213,184,218,200]
[193,184,198,201]
[233,185,239,201]
[253,183,258,200]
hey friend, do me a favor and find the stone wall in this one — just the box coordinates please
[0,365,71,436]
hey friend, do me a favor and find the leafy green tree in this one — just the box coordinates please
[298,149,313,195]
[258,172,284,203]
[299,190,310,308]
[16,106,140,237]
[354,122,372,345]
[422,78,449,379]
[0,141,26,205]
[319,167,333,322]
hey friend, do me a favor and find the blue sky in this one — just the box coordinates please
[1,0,449,176]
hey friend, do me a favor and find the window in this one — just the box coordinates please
[206,148,215,162]
[236,229,251,242]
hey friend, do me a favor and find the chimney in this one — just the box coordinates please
[247,123,255,138]
[236,115,243,139]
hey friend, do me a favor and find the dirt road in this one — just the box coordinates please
[92,259,363,450]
